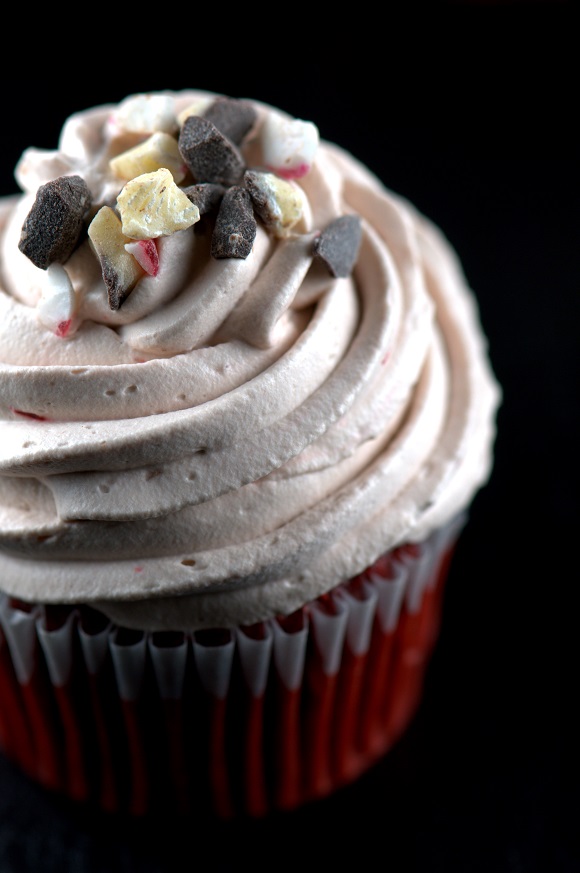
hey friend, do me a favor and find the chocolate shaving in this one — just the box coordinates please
[181,182,226,215]
[18,175,92,270]
[203,97,258,146]
[211,186,257,259]
[178,116,245,186]
[312,215,362,278]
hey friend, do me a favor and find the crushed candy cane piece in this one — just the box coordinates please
[203,96,258,146]
[124,239,160,276]
[36,263,78,337]
[110,93,178,136]
[18,175,91,269]
[116,168,200,240]
[260,111,319,180]
[313,215,362,278]
[109,132,187,183]
[88,206,143,309]
[178,115,245,186]
[211,186,256,259]
[244,169,305,237]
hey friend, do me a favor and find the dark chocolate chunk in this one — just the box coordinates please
[312,215,362,278]
[178,116,245,186]
[181,182,226,215]
[18,175,92,270]
[211,186,257,259]
[203,97,258,146]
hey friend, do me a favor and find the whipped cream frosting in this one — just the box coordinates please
[0,90,501,630]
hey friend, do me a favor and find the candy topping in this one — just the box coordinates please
[109,132,187,183]
[260,111,319,180]
[88,206,144,310]
[124,239,160,276]
[211,187,257,259]
[313,215,363,278]
[182,182,227,216]
[15,91,361,326]
[176,97,213,127]
[178,115,246,186]
[202,96,258,146]
[116,168,200,239]
[244,169,305,238]
[18,175,91,269]
[36,263,78,337]
[110,93,178,137]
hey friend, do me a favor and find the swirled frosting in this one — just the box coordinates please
[0,90,501,630]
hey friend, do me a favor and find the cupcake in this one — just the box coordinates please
[0,89,500,818]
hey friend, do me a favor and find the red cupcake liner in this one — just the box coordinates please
[0,513,464,818]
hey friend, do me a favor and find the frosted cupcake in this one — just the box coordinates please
[0,90,500,817]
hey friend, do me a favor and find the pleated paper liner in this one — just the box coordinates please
[0,512,464,818]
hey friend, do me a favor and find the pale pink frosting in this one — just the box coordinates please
[0,91,501,630]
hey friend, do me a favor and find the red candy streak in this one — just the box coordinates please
[268,163,310,180]
[56,319,72,338]
[10,408,48,421]
[126,239,159,276]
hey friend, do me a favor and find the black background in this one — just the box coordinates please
[0,3,578,870]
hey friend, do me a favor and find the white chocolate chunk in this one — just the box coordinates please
[36,263,78,337]
[117,168,200,240]
[88,206,143,308]
[109,132,187,183]
[261,111,319,179]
